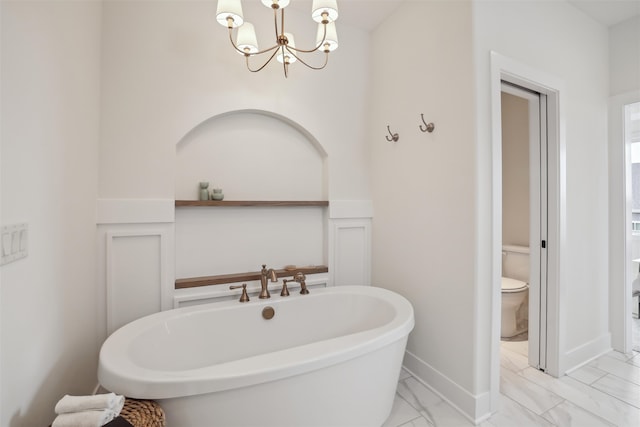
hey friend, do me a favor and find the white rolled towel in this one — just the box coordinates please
[51,409,116,427]
[55,393,125,415]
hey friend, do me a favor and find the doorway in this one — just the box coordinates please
[500,81,547,371]
[629,102,640,352]
[625,101,640,352]
[489,52,564,414]
[610,92,640,355]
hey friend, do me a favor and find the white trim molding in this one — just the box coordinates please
[328,200,373,287]
[105,228,174,334]
[563,333,612,373]
[97,198,174,224]
[403,351,492,425]
[329,200,373,219]
[329,218,372,286]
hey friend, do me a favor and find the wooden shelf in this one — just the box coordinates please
[175,200,329,207]
[175,265,329,289]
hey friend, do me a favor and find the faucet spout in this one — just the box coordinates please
[259,264,278,299]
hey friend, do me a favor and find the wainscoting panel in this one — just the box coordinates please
[329,218,371,286]
[105,228,173,334]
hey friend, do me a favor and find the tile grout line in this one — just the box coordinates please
[390,392,423,427]
[591,373,640,410]
[396,415,427,427]
[594,368,640,388]
[538,398,565,427]
[500,392,557,425]
[512,367,567,415]
[399,377,438,425]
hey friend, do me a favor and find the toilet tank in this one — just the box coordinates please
[502,245,530,283]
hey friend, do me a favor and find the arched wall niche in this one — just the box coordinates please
[174,109,328,279]
[175,109,328,201]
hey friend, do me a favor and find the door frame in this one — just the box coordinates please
[500,81,547,371]
[609,90,640,353]
[489,52,565,412]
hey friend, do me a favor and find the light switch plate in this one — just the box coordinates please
[0,223,28,266]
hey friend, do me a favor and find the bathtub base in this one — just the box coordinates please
[159,337,407,427]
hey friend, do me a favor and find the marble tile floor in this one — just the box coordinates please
[384,341,640,427]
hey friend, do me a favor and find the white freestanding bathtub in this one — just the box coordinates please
[98,285,414,426]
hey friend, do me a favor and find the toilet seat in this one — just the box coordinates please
[501,277,528,293]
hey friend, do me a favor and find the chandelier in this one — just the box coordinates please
[215,0,339,78]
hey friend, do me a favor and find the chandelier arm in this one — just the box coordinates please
[220,7,333,77]
[286,46,329,71]
[287,24,328,54]
[280,8,285,38]
[283,53,289,78]
[246,48,280,73]
[247,44,281,56]
[228,28,280,56]
[273,8,280,41]
[227,28,251,55]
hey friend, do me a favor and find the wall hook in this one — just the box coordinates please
[419,114,435,133]
[385,125,399,142]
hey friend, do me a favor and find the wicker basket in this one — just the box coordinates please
[120,399,165,427]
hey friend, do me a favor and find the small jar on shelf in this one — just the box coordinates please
[211,188,224,201]
[198,182,210,201]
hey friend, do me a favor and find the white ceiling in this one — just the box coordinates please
[290,0,640,31]
[288,0,404,31]
[567,0,640,27]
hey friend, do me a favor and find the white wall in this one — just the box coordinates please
[371,0,609,422]
[473,0,609,412]
[99,0,371,200]
[97,0,374,331]
[175,111,326,201]
[0,1,3,419]
[608,15,640,352]
[501,92,529,247]
[174,110,327,280]
[610,16,640,96]
[0,1,102,426]
[369,0,479,416]
[0,1,612,424]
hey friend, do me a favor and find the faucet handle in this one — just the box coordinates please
[281,279,290,297]
[294,272,309,295]
[230,283,250,302]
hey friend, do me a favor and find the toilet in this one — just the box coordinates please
[501,245,529,338]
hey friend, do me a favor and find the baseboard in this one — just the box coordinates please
[403,350,492,424]
[562,332,611,375]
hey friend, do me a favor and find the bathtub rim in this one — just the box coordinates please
[98,285,414,399]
